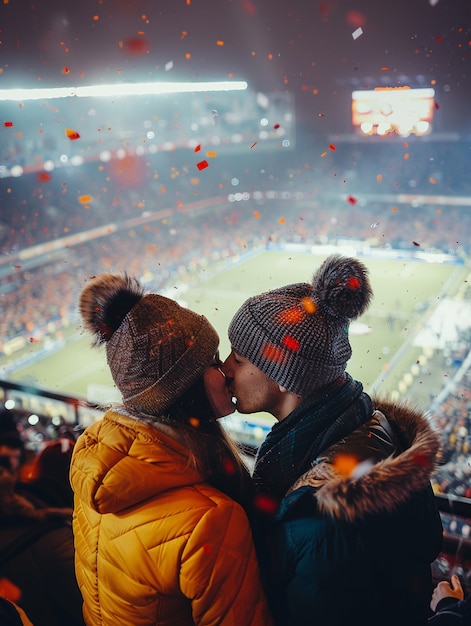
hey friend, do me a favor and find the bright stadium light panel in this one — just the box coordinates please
[352,86,435,137]
[0,80,248,101]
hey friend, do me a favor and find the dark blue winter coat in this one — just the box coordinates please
[256,400,444,626]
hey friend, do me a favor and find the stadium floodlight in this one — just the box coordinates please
[0,80,248,101]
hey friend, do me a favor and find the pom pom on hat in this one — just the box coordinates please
[79,273,144,343]
[79,273,219,416]
[228,255,372,396]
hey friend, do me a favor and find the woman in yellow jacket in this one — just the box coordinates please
[70,273,272,626]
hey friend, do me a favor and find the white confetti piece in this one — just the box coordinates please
[352,27,363,40]
[165,60,174,71]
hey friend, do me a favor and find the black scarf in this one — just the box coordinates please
[252,374,373,500]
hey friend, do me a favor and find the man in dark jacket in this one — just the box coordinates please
[222,254,444,626]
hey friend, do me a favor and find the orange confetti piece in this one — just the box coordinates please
[279,217,285,225]
[196,160,209,171]
[79,195,92,204]
[66,128,80,140]
[320,151,327,157]
[429,177,436,184]
[277,307,304,324]
[376,174,382,182]
[206,150,217,157]
[216,40,224,46]
[301,298,316,314]
[253,210,260,218]
[262,343,286,364]
[333,453,359,477]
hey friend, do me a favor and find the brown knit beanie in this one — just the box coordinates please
[228,255,372,396]
[79,274,219,415]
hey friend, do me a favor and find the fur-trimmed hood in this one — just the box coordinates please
[286,398,442,523]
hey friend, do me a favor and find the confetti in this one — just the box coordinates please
[277,307,304,324]
[333,453,359,477]
[254,493,279,514]
[413,241,420,247]
[301,297,316,314]
[329,143,336,151]
[370,222,379,229]
[352,27,363,40]
[211,110,219,126]
[274,123,280,129]
[165,60,174,71]
[66,128,80,140]
[196,160,209,171]
[282,335,300,351]
[347,277,360,289]
[4,121,13,127]
[250,141,258,149]
[347,195,357,204]
[194,144,201,152]
[121,36,150,56]
[37,172,51,182]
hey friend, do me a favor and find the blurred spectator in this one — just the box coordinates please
[0,432,84,626]
[429,574,471,624]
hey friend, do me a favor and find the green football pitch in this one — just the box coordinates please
[4,251,468,416]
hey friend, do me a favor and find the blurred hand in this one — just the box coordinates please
[430,574,465,612]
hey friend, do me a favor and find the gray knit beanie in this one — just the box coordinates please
[228,255,372,396]
[79,273,219,415]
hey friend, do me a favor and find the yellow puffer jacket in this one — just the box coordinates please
[70,409,272,626]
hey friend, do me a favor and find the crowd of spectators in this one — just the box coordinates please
[1,140,471,516]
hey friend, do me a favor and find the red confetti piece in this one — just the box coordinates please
[250,141,258,149]
[282,335,300,351]
[122,37,150,56]
[273,123,280,129]
[347,195,357,204]
[194,144,201,152]
[254,493,279,515]
[66,128,80,140]
[37,172,51,182]
[435,102,440,110]
[4,121,13,127]
[347,277,360,289]
[329,144,336,151]
[196,160,209,170]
